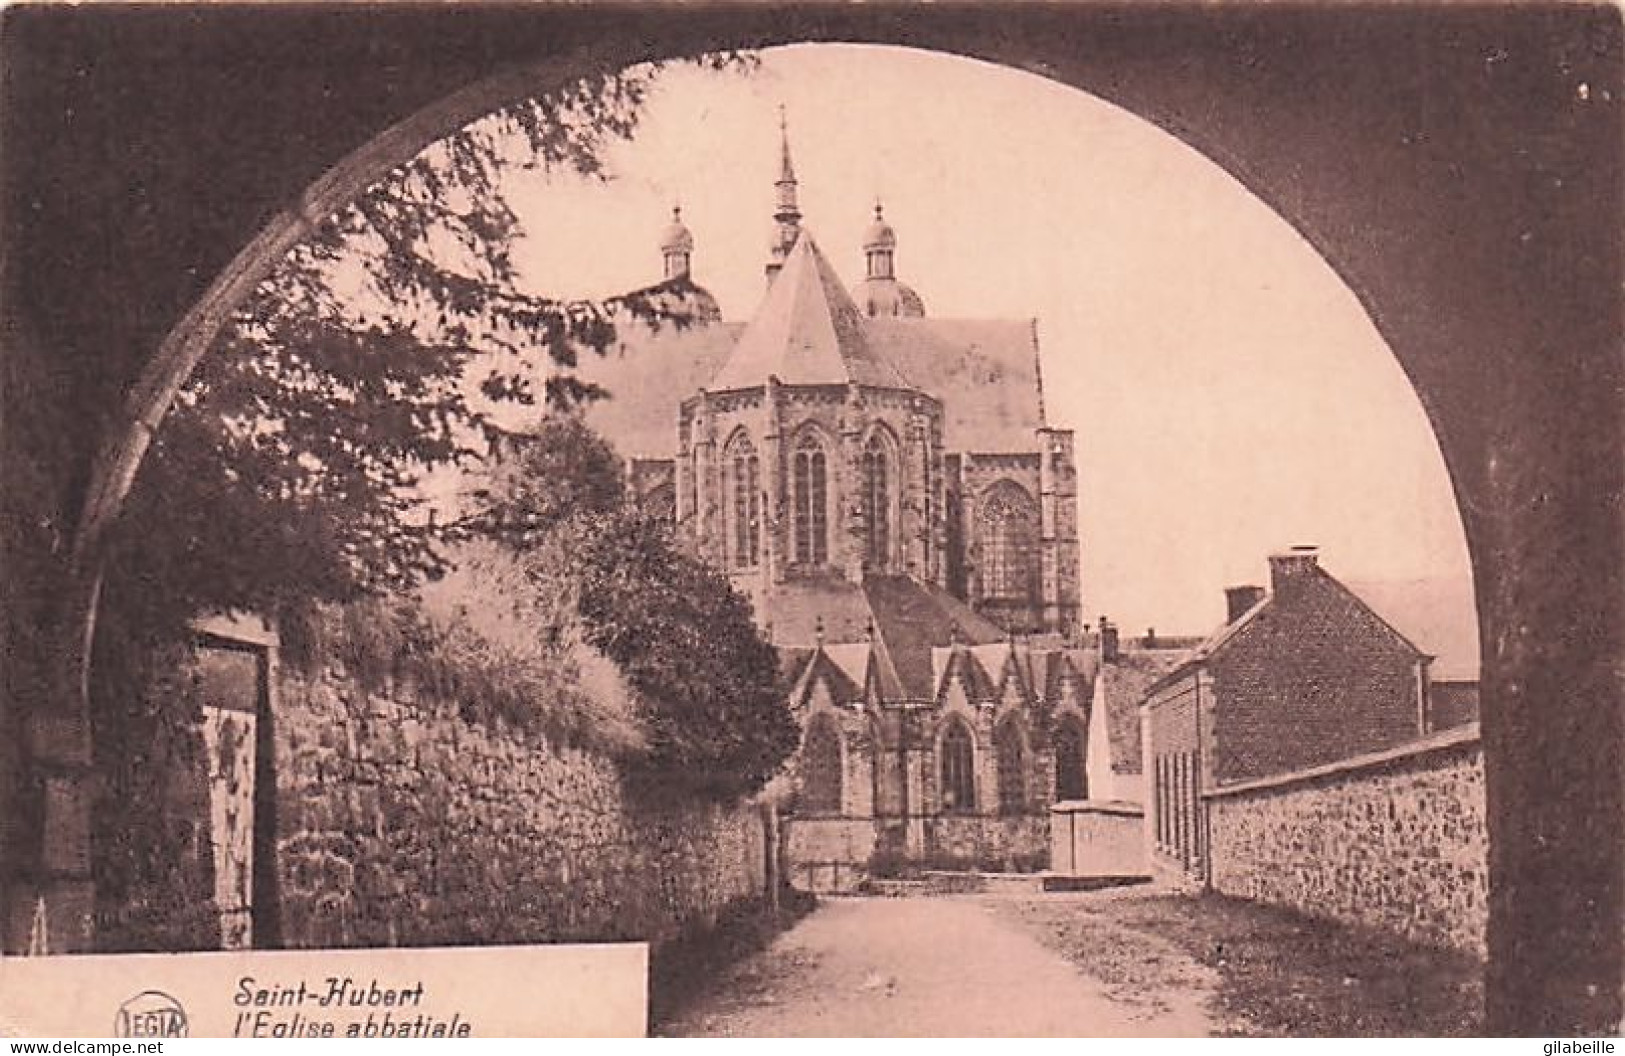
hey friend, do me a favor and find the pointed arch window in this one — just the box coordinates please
[793,432,829,566]
[862,431,894,571]
[995,718,1028,816]
[980,481,1040,604]
[725,432,760,569]
[801,716,843,814]
[1054,716,1087,802]
[940,720,976,814]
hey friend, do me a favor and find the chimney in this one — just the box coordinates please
[1099,617,1120,663]
[1269,545,1320,592]
[1144,627,1157,648]
[1225,585,1266,624]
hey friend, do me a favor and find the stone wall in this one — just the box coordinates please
[785,818,877,894]
[1049,801,1146,880]
[923,814,1048,873]
[1206,724,1486,955]
[272,664,768,950]
[784,812,1049,892]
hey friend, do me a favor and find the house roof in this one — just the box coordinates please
[1345,577,1480,681]
[1102,644,1196,774]
[708,232,912,392]
[1147,567,1476,698]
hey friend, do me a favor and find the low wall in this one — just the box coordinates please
[923,814,1048,873]
[785,817,877,894]
[273,666,768,950]
[1206,724,1486,955]
[1049,800,1146,880]
[784,812,1049,891]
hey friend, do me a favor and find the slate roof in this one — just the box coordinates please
[767,573,1006,701]
[862,575,1007,699]
[1103,644,1197,775]
[708,233,912,392]
[864,317,1045,453]
[1151,569,1477,695]
[568,239,1049,459]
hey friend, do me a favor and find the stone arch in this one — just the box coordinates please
[24,17,1620,1030]
[789,423,833,567]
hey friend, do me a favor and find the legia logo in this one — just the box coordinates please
[114,990,189,1037]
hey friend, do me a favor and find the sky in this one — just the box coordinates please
[499,43,1474,637]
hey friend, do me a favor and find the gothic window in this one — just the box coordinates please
[793,431,829,566]
[724,432,760,568]
[995,718,1027,816]
[1054,716,1087,801]
[979,481,1040,604]
[801,716,843,814]
[862,431,894,570]
[939,720,975,814]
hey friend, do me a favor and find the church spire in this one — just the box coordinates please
[766,107,803,285]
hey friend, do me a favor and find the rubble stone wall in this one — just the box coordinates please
[272,665,768,950]
[1206,725,1486,955]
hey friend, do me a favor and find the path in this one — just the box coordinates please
[659,895,1217,1037]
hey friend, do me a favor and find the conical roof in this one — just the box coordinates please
[708,232,913,391]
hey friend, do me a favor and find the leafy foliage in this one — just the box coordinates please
[472,419,797,801]
[468,415,628,540]
[89,609,221,952]
[104,58,736,643]
[80,56,757,939]
[281,554,646,757]
[572,507,797,800]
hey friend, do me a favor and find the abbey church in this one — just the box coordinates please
[574,128,1108,883]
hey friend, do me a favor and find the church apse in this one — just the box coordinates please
[569,123,1089,884]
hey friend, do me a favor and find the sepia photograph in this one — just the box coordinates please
[0,2,1620,1040]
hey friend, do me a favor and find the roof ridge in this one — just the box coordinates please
[707,231,912,392]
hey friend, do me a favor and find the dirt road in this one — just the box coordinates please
[659,895,1217,1037]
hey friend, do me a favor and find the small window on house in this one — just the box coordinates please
[940,720,976,814]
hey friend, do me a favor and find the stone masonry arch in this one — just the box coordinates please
[4,7,1619,1034]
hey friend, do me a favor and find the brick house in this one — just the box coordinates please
[1142,547,1457,880]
